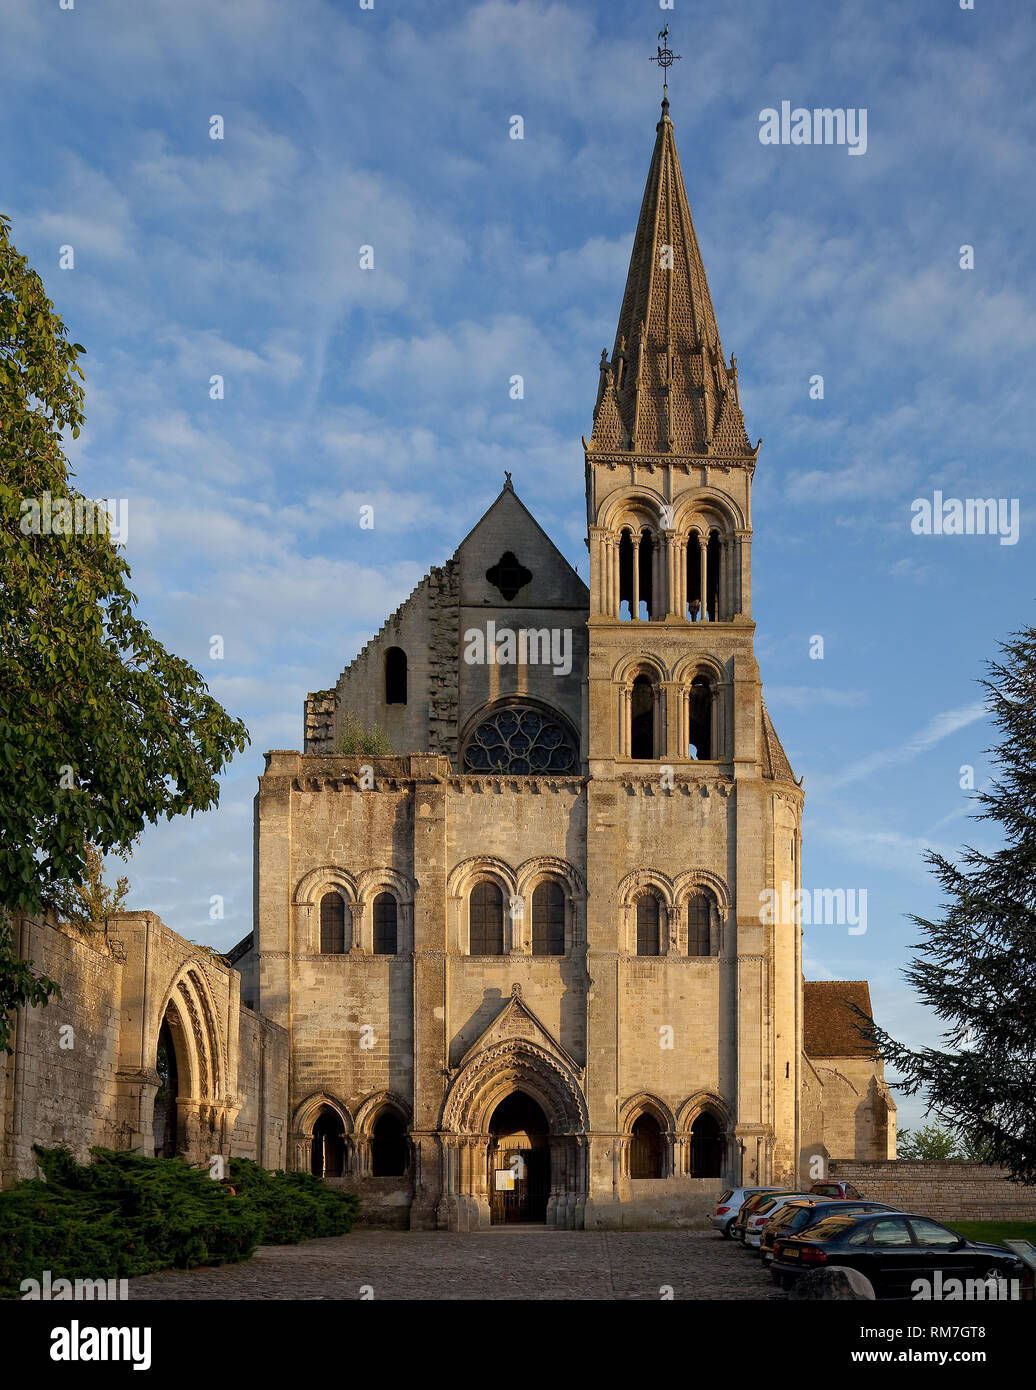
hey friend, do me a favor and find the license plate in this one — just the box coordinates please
[783,1248,799,1259]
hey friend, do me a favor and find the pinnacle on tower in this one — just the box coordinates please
[590,100,755,459]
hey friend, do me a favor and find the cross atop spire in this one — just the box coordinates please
[589,101,755,459]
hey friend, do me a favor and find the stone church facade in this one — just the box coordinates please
[2,99,894,1227]
[238,97,894,1229]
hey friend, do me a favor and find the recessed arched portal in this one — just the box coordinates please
[488,1091,550,1225]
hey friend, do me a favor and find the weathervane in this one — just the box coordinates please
[650,25,681,99]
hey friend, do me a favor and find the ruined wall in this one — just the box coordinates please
[0,911,287,1187]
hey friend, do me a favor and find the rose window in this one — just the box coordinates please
[462,706,578,774]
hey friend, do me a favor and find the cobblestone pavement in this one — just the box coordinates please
[127,1228,787,1300]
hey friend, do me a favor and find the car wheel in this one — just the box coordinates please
[721,1219,734,1239]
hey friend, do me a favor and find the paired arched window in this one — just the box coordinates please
[320,891,347,954]
[470,880,504,955]
[385,647,407,705]
[373,892,397,955]
[687,891,712,956]
[371,1111,408,1177]
[630,1113,665,1178]
[636,893,661,957]
[531,880,565,956]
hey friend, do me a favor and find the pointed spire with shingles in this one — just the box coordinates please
[591,98,754,458]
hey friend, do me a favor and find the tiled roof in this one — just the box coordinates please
[761,701,796,782]
[804,980,877,1058]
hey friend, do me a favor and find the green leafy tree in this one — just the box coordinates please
[897,1123,959,1161]
[60,840,130,933]
[0,213,248,1049]
[334,712,394,755]
[869,629,1036,1184]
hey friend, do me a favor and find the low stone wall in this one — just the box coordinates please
[829,1159,1036,1222]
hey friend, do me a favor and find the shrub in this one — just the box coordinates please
[226,1158,360,1243]
[0,1145,358,1299]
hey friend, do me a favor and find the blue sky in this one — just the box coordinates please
[3,0,1033,1133]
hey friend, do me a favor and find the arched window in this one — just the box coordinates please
[688,891,712,956]
[630,1113,665,1179]
[320,891,346,954]
[311,1106,346,1178]
[690,1112,723,1178]
[469,881,504,955]
[689,675,712,759]
[373,892,397,955]
[686,532,702,621]
[371,1111,408,1177]
[630,674,656,759]
[532,880,565,956]
[636,893,660,956]
[385,647,407,705]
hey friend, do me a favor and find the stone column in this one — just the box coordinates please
[662,681,680,764]
[653,682,666,760]
[631,533,641,619]
[589,530,604,616]
[700,531,710,621]
[720,536,733,620]
[348,902,363,953]
[736,529,751,618]
[664,530,678,618]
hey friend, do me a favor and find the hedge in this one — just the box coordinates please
[0,1145,360,1298]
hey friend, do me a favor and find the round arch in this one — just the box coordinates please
[293,866,359,907]
[616,868,677,911]
[597,486,668,534]
[671,488,746,535]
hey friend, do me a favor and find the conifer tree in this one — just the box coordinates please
[870,628,1036,1183]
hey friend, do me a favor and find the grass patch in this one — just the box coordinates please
[947,1221,1036,1248]
[0,1145,359,1299]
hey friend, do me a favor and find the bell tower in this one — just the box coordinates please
[584,95,762,770]
[581,97,805,1198]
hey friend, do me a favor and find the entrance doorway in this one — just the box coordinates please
[488,1091,550,1224]
[153,1015,179,1158]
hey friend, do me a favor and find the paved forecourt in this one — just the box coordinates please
[126,1229,783,1301]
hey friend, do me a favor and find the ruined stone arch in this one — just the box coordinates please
[149,964,228,1161]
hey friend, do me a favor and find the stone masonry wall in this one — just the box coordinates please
[829,1160,1036,1222]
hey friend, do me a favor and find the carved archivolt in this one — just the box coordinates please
[673,869,731,913]
[616,868,677,909]
[441,1039,588,1135]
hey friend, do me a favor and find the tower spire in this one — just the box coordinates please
[589,101,755,458]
